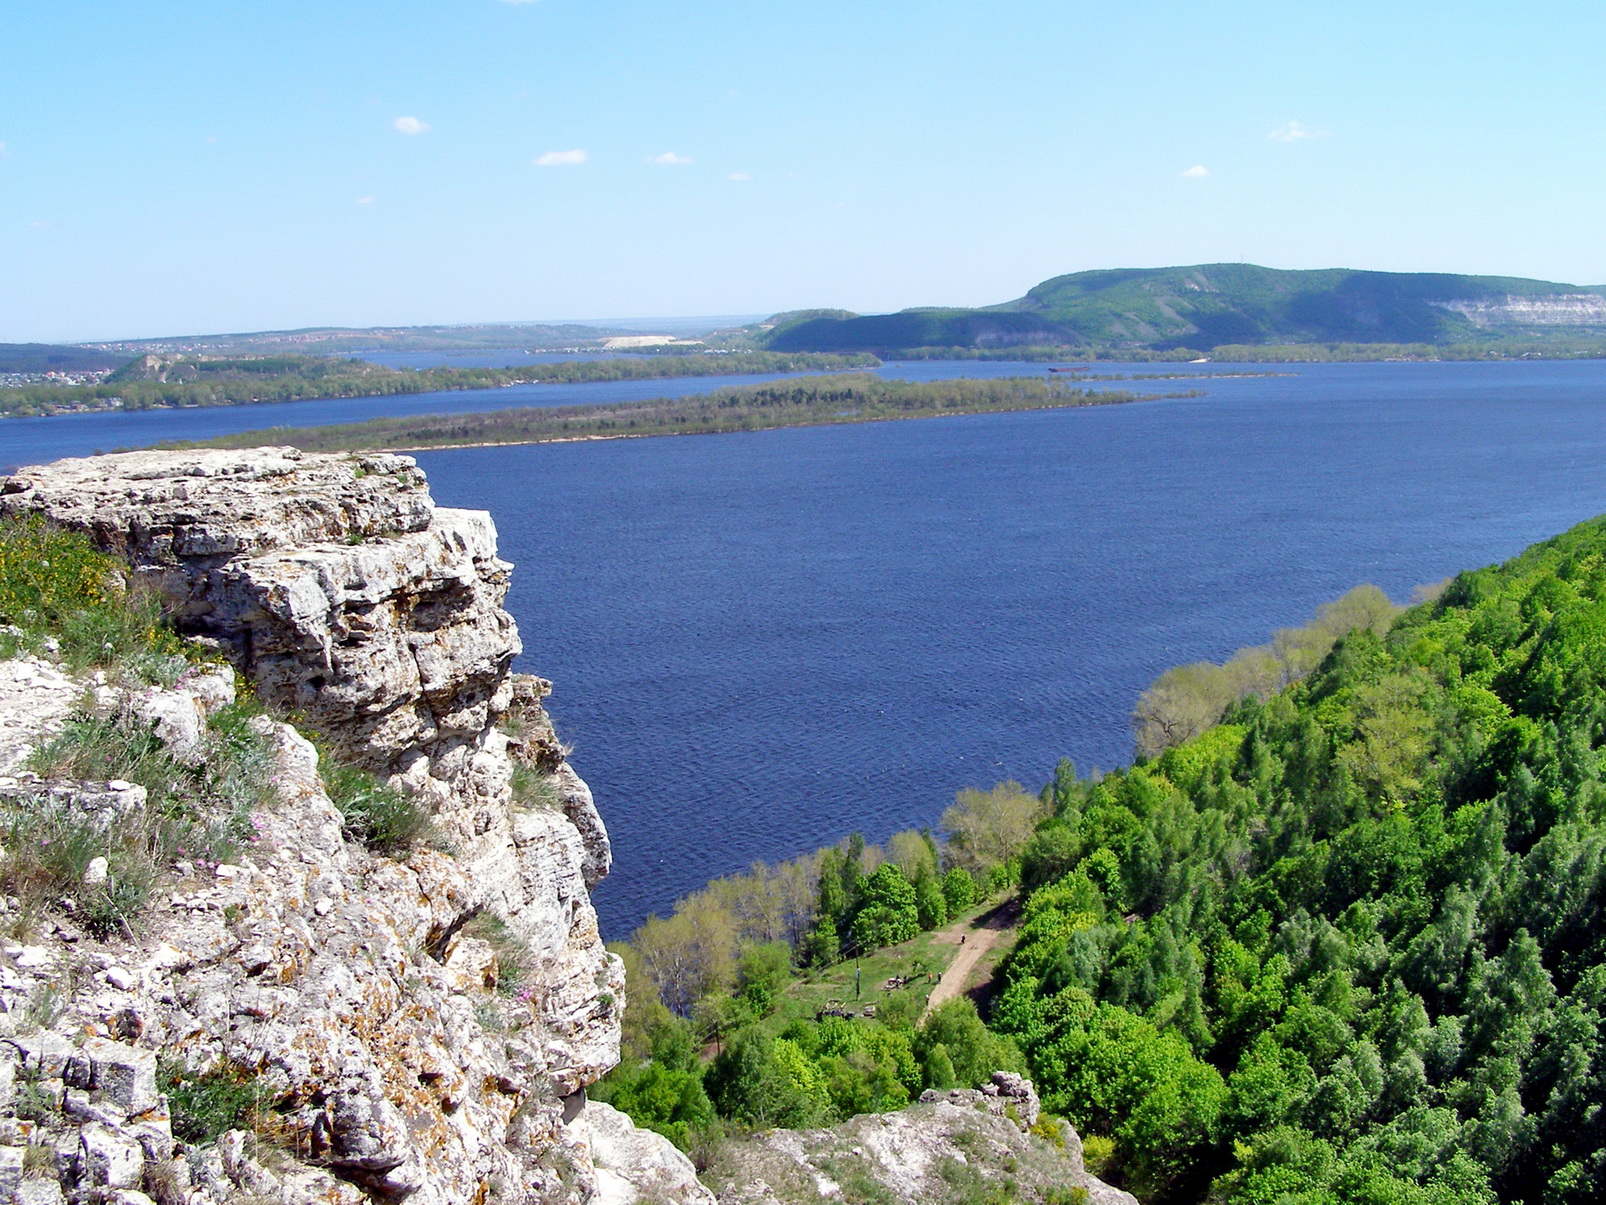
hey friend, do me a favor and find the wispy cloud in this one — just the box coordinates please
[28,220,52,229]
[355,196,374,206]
[649,151,693,165]
[1181,164,1210,178]
[0,143,9,158]
[498,0,539,4]
[1269,120,1325,142]
[393,116,431,136]
[727,172,752,181]
[535,149,587,166]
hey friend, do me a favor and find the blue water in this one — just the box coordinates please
[8,360,1606,937]
[0,358,1227,473]
[416,361,1606,936]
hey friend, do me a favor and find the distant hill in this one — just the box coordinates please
[0,344,131,373]
[77,323,630,357]
[762,264,1606,354]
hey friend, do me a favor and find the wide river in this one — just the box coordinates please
[6,359,1606,936]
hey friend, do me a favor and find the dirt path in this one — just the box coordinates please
[924,901,1016,1013]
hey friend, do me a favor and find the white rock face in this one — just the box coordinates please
[1434,292,1606,327]
[706,1089,1138,1205]
[579,1102,717,1205]
[0,655,81,776]
[0,448,667,1203]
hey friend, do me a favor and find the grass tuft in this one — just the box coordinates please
[510,762,563,810]
[461,909,535,997]
[6,700,269,935]
[321,762,432,854]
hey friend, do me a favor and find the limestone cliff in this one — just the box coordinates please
[0,449,706,1205]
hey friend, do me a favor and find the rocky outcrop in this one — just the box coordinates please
[1434,292,1606,327]
[0,448,670,1203]
[576,1104,714,1205]
[918,1069,1041,1127]
[1,449,506,803]
[703,1073,1135,1205]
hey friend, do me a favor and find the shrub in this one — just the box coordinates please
[942,867,978,913]
[322,762,432,853]
[158,1058,266,1145]
[1080,1134,1116,1178]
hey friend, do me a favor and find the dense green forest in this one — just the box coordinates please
[600,522,1606,1205]
[989,518,1606,1204]
[0,351,877,417]
[758,264,1606,356]
[169,375,1158,454]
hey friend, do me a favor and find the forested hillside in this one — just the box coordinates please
[602,517,1606,1205]
[998,516,1606,1203]
[761,264,1606,355]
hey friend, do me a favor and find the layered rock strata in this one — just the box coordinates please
[0,448,679,1203]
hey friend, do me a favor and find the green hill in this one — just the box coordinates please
[993,515,1606,1202]
[764,264,1606,354]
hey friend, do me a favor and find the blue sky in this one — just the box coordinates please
[2,1,1603,341]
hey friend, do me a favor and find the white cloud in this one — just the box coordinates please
[649,151,693,165]
[727,172,752,181]
[535,149,587,166]
[0,143,9,158]
[393,116,431,136]
[1181,164,1210,178]
[355,196,374,206]
[1269,120,1326,142]
[498,0,539,4]
[28,220,52,228]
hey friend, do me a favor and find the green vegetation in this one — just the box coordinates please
[457,908,537,997]
[0,514,195,680]
[0,515,275,936]
[1130,583,1405,758]
[320,761,433,854]
[759,263,1606,356]
[597,783,1047,1151]
[0,344,129,374]
[0,513,433,947]
[12,702,269,934]
[158,1057,268,1145]
[0,350,878,417]
[989,516,1606,1202]
[165,375,1154,454]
